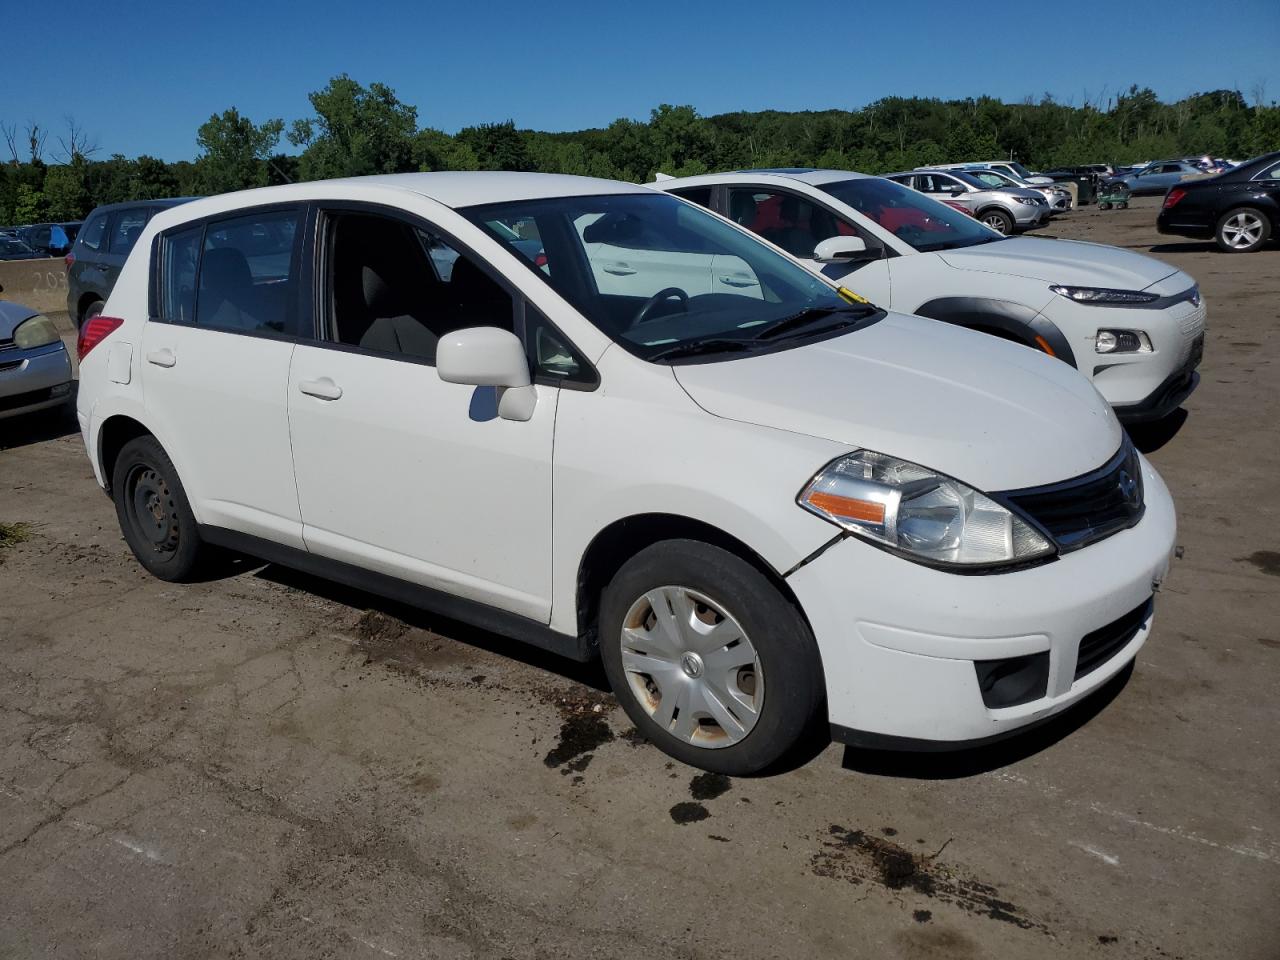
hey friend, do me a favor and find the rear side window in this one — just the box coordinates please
[109,208,149,254]
[156,207,303,336]
[670,187,713,209]
[78,215,106,251]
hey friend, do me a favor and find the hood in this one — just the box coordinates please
[937,236,1186,291]
[993,187,1045,201]
[0,299,38,338]
[672,312,1121,492]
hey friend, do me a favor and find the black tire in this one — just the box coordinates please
[1214,207,1271,253]
[979,208,1014,234]
[1117,201,1128,210]
[111,435,207,581]
[1099,203,1110,210]
[598,539,824,775]
[81,300,105,329]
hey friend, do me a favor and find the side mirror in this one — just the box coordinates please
[813,236,875,264]
[436,326,536,421]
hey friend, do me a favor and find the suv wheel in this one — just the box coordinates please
[599,540,824,774]
[980,208,1014,234]
[112,435,208,581]
[1215,207,1271,253]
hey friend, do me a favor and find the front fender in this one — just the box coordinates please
[913,296,1076,367]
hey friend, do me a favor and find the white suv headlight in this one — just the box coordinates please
[12,314,61,350]
[798,451,1055,569]
[1050,285,1158,305]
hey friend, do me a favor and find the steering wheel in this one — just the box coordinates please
[633,287,690,325]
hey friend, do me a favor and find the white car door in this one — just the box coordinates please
[286,208,556,621]
[140,206,306,547]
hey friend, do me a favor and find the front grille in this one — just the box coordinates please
[1075,598,1152,680]
[1001,441,1144,552]
[0,386,55,412]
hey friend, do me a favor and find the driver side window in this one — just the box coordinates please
[725,188,846,260]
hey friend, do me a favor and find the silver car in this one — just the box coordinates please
[962,167,1073,213]
[930,160,1054,185]
[0,294,74,420]
[885,169,1049,234]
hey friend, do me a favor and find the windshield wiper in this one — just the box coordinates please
[648,338,760,362]
[753,304,874,341]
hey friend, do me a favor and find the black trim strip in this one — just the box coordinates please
[199,526,592,663]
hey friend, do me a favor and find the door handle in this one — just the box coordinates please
[603,263,636,276]
[298,377,343,401]
[146,348,176,368]
[718,275,758,287]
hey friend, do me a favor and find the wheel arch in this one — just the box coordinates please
[575,513,817,658]
[97,414,155,494]
[913,296,1077,367]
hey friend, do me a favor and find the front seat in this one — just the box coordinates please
[358,264,440,361]
[729,192,758,228]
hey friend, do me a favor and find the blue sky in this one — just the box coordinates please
[11,0,1279,161]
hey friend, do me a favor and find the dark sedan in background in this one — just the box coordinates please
[1158,151,1280,253]
[66,197,195,326]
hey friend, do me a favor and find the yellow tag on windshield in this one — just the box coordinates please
[837,286,870,304]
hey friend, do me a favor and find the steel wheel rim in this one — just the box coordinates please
[1223,213,1263,248]
[983,213,1009,233]
[126,464,179,556]
[619,585,763,749]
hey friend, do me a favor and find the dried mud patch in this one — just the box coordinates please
[349,610,476,677]
[813,825,1047,934]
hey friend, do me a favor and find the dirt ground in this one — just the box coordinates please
[1,198,1277,960]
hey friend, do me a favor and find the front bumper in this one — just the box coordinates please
[0,343,73,420]
[788,454,1176,744]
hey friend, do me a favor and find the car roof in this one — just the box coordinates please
[86,197,200,216]
[657,169,873,189]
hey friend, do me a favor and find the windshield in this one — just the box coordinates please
[1005,162,1035,179]
[461,192,873,362]
[970,170,1014,188]
[819,178,1002,253]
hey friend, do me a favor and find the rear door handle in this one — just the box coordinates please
[146,348,176,368]
[299,377,343,401]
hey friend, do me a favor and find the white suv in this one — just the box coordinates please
[75,173,1177,773]
[655,169,1205,423]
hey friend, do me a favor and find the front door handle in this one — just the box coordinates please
[718,274,758,287]
[146,348,176,368]
[299,377,343,401]
[603,262,637,276]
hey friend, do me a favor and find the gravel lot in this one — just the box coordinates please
[1,199,1277,960]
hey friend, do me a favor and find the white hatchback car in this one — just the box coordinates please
[655,169,1205,424]
[75,173,1177,774]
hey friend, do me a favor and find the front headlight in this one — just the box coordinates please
[12,314,61,350]
[798,451,1055,569]
[1014,196,1040,205]
[1050,285,1158,305]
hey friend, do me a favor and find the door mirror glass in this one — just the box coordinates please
[813,236,873,263]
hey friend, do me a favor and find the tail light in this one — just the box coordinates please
[77,315,124,361]
[534,252,548,268]
[1163,188,1186,209]
[64,251,76,268]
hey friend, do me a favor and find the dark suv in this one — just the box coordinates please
[66,198,196,327]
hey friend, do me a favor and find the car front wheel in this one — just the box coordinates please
[1215,207,1271,252]
[599,540,824,774]
[980,209,1014,234]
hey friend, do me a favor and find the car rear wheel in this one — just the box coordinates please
[1215,207,1271,253]
[980,208,1014,234]
[112,435,208,581]
[599,540,824,774]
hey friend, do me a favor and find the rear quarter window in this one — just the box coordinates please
[77,215,107,252]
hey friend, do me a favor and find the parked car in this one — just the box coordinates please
[656,169,1205,423]
[1157,150,1280,253]
[1107,161,1204,196]
[0,236,42,261]
[930,160,1054,185]
[886,168,1050,234]
[66,198,196,327]
[1037,167,1100,205]
[961,167,1073,213]
[17,222,75,257]
[0,285,74,420]
[75,172,1177,773]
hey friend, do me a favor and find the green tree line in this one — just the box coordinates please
[3,76,1278,225]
